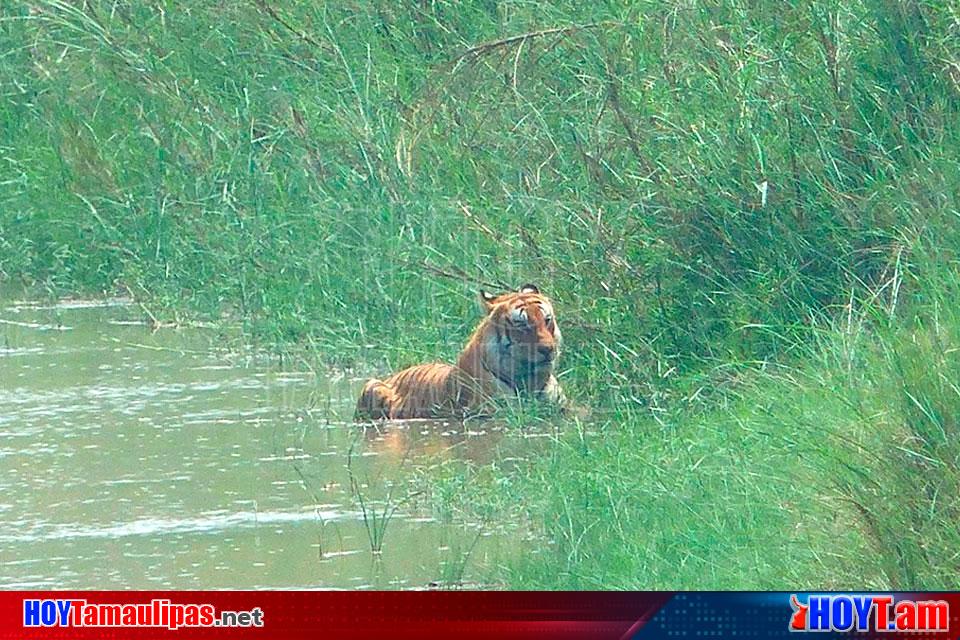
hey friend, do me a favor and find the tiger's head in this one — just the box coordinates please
[476,284,562,389]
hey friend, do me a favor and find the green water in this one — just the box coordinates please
[0,295,527,589]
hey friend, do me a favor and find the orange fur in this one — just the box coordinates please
[355,285,566,420]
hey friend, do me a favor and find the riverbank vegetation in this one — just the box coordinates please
[2,0,958,587]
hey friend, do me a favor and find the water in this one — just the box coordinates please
[0,294,538,589]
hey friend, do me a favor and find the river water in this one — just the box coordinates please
[0,295,539,589]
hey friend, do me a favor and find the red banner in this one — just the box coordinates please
[7,591,671,640]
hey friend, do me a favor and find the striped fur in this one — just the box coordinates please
[355,284,566,420]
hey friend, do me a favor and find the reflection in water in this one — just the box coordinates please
[361,420,507,465]
[0,293,527,589]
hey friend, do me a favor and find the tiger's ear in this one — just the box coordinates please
[479,289,498,313]
[519,283,540,294]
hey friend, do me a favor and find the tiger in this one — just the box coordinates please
[354,284,567,420]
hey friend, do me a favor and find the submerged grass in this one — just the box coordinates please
[2,0,959,587]
[342,431,404,556]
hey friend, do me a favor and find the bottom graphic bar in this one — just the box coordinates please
[4,592,958,639]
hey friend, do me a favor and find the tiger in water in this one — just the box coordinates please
[354,284,567,420]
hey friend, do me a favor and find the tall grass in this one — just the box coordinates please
[2,0,958,587]
[493,243,960,588]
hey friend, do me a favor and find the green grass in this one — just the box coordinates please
[2,0,958,587]
[482,250,960,588]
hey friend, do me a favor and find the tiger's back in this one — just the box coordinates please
[356,362,481,420]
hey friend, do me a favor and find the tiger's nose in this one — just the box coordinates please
[538,344,556,360]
